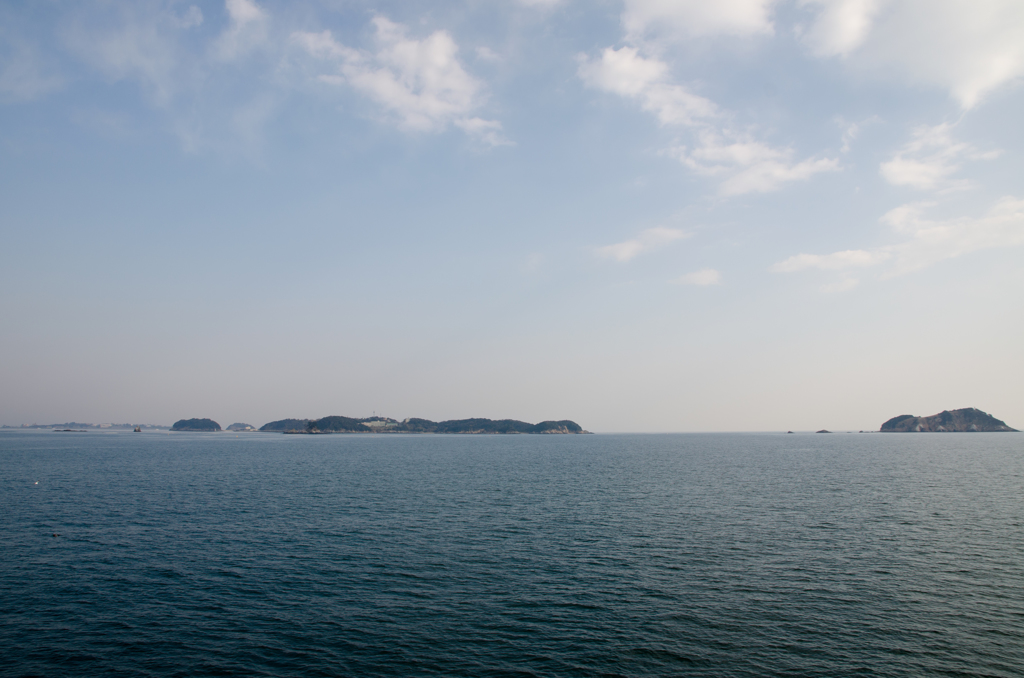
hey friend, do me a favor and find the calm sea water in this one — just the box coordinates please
[1,430,1022,677]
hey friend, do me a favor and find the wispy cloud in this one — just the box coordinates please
[836,114,880,153]
[577,46,717,126]
[771,248,886,273]
[578,46,836,195]
[880,123,1000,191]
[455,117,512,147]
[671,130,838,196]
[63,3,201,106]
[475,46,500,62]
[772,196,1024,279]
[293,17,506,145]
[597,227,688,262]
[214,0,268,61]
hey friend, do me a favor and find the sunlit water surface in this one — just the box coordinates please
[2,430,1022,676]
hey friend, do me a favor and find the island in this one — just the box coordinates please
[259,418,311,433]
[3,422,169,430]
[880,408,1017,432]
[171,418,222,432]
[262,415,587,434]
[226,423,255,431]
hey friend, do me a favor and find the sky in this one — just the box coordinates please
[1,0,1022,432]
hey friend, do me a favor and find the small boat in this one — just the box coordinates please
[133,426,141,432]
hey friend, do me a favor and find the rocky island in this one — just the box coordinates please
[171,418,222,432]
[260,415,587,434]
[880,408,1017,432]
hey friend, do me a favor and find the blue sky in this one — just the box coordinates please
[2,0,1022,431]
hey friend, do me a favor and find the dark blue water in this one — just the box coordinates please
[2,430,1023,677]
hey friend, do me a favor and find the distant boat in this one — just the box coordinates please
[133,426,141,432]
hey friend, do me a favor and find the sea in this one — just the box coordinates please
[1,429,1022,677]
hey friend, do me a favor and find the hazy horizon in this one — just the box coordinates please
[4,409,1020,435]
[2,0,1022,432]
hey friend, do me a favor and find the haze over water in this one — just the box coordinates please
[3,430,1022,676]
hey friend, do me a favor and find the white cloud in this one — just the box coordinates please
[880,158,953,192]
[879,123,1000,191]
[215,0,268,61]
[839,120,859,153]
[64,6,197,106]
[672,131,839,195]
[455,117,512,147]
[292,29,353,61]
[577,47,717,126]
[772,197,1024,278]
[880,197,1024,274]
[475,46,500,62]
[623,0,777,41]
[800,0,881,57]
[836,115,879,153]
[578,46,664,98]
[57,2,288,154]
[579,47,836,195]
[617,0,1024,109]
[597,227,688,262]
[294,18,505,143]
[802,0,1024,108]
[771,248,888,273]
[674,268,722,285]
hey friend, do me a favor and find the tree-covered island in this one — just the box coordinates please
[259,416,588,434]
[171,418,221,431]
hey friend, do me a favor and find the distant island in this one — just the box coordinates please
[880,408,1017,432]
[259,418,310,432]
[171,418,222,432]
[260,416,587,434]
[1,422,169,430]
[226,423,255,431]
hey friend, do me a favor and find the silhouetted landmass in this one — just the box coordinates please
[259,419,310,432]
[226,423,255,431]
[880,408,1017,432]
[307,416,372,433]
[171,418,221,432]
[295,416,586,434]
[395,418,436,432]
[434,418,536,434]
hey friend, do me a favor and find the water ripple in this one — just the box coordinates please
[2,431,1023,676]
